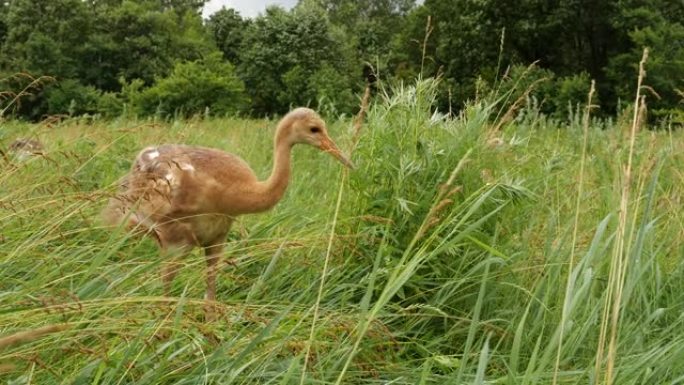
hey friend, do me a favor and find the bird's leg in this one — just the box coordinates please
[203,244,224,322]
[154,244,190,339]
[160,244,189,297]
[161,260,181,297]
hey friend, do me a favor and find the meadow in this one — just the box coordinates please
[1,79,683,384]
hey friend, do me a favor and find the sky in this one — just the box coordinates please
[202,0,298,18]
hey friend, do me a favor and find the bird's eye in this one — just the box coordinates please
[310,127,321,134]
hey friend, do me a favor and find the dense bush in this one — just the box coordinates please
[482,65,596,120]
[348,80,531,317]
[551,72,595,115]
[131,53,247,118]
[237,6,357,115]
[0,0,216,120]
[44,79,102,117]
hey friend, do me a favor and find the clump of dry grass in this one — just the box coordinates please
[0,73,55,119]
[0,324,69,350]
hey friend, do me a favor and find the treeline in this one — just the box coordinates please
[0,0,682,121]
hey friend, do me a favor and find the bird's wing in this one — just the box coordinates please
[103,146,190,228]
[102,144,259,228]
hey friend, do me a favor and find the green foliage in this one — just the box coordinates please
[44,79,102,117]
[0,3,7,46]
[393,0,683,118]
[397,0,504,103]
[2,79,684,383]
[552,72,595,113]
[308,64,357,115]
[81,0,214,90]
[238,5,357,115]
[311,0,415,63]
[1,0,91,79]
[132,53,247,118]
[495,64,554,102]
[0,72,57,120]
[0,0,682,120]
[96,91,125,118]
[0,0,216,119]
[490,65,596,118]
[606,11,684,118]
[206,7,250,63]
[348,80,532,316]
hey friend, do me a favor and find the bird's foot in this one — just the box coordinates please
[203,299,220,323]
[153,327,172,340]
[198,324,220,345]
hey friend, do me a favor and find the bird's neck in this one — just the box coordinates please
[252,132,292,212]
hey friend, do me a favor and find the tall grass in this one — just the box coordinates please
[1,77,683,384]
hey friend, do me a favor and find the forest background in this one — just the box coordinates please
[0,0,682,123]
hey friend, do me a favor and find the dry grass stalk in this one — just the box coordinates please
[301,78,373,384]
[415,151,470,241]
[490,63,548,134]
[676,88,684,98]
[595,47,648,385]
[40,114,69,128]
[448,88,453,117]
[636,95,647,131]
[420,16,434,75]
[0,73,55,118]
[351,74,374,151]
[359,215,394,225]
[552,79,595,385]
[494,27,506,86]
[0,324,68,350]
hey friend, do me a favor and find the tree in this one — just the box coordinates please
[3,0,682,120]
[1,0,93,79]
[206,7,250,64]
[392,0,684,117]
[238,5,356,115]
[309,0,415,68]
[0,0,218,119]
[0,0,95,119]
[606,1,684,118]
[132,52,248,117]
[160,0,206,14]
[81,0,214,91]
[1,0,213,88]
[0,2,8,47]
[390,0,504,108]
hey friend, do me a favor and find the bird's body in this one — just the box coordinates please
[106,145,263,246]
[103,108,352,320]
[8,138,43,161]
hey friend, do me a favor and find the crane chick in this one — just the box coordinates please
[102,108,352,320]
[8,138,44,161]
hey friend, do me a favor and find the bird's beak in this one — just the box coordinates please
[320,136,354,169]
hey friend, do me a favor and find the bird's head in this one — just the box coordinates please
[278,107,354,169]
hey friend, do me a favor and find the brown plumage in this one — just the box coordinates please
[102,107,352,320]
[8,138,43,160]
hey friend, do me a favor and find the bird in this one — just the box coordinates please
[8,138,44,161]
[102,107,353,320]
